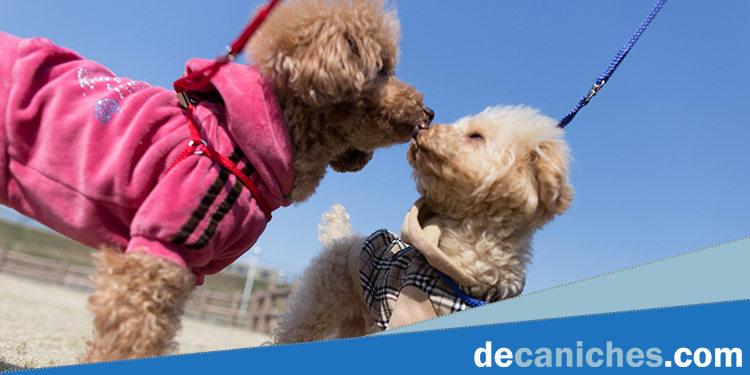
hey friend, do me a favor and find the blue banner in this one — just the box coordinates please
[27,238,748,374]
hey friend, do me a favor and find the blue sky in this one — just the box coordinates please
[1,0,748,293]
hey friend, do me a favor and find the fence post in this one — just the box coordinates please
[269,291,282,335]
[198,290,210,320]
[258,284,276,334]
[229,291,242,326]
[55,261,70,285]
[254,294,266,332]
[0,246,7,270]
[244,292,258,330]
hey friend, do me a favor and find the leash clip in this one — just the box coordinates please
[176,91,191,108]
[218,46,237,64]
[188,139,208,155]
[585,80,606,103]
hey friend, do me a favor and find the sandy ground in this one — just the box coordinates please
[0,272,271,372]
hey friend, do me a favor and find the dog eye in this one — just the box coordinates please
[468,133,483,140]
[378,59,394,79]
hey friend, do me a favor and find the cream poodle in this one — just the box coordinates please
[0,0,432,362]
[273,105,573,343]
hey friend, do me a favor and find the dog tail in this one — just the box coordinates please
[318,204,354,245]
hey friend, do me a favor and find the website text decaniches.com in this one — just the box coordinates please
[474,342,742,368]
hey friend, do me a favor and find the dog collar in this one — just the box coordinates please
[436,269,488,307]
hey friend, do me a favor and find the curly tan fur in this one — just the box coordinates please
[76,0,430,362]
[274,106,573,343]
[83,249,195,363]
[248,0,433,202]
[273,205,375,344]
[408,106,573,296]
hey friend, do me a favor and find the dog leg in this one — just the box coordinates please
[82,249,195,363]
[333,311,375,339]
[273,239,366,344]
[274,205,370,343]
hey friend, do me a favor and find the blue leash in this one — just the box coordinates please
[436,269,488,307]
[558,0,668,129]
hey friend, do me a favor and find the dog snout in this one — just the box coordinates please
[421,107,435,129]
[412,125,428,141]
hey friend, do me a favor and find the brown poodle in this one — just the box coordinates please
[87,0,433,362]
[249,0,434,202]
[0,0,432,362]
[273,105,572,343]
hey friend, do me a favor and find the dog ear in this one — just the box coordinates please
[330,148,374,173]
[532,140,573,217]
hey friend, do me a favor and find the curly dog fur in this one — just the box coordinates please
[84,249,195,362]
[274,105,573,343]
[408,106,572,295]
[273,206,375,343]
[248,0,433,202]
[83,0,432,362]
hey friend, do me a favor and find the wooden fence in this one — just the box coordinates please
[0,247,95,290]
[184,284,292,334]
[0,247,292,334]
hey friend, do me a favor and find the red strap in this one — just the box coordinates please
[200,146,274,219]
[167,104,274,222]
[168,0,283,222]
[229,0,283,57]
[173,0,282,94]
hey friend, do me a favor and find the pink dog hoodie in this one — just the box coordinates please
[0,33,294,284]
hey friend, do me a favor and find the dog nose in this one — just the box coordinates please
[423,107,435,128]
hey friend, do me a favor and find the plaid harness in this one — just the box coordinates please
[358,229,475,330]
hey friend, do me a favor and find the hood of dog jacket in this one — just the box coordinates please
[400,198,484,288]
[182,59,295,202]
[0,33,294,284]
[402,199,527,300]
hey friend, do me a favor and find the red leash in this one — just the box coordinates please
[168,0,283,222]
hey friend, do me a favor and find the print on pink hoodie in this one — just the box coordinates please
[0,33,294,284]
